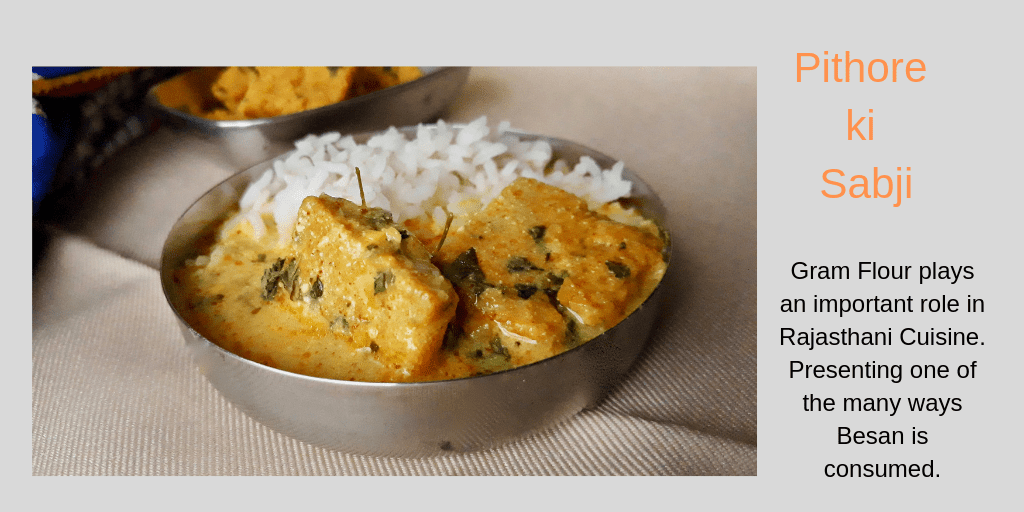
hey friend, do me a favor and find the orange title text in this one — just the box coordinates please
[798,51,925,208]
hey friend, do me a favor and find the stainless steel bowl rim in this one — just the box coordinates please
[145,66,460,128]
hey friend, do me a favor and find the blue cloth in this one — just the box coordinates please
[32,68,91,214]
[32,67,93,79]
[33,107,65,214]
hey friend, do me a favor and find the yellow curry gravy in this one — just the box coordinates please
[171,177,667,383]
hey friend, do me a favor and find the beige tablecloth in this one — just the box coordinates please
[32,67,756,475]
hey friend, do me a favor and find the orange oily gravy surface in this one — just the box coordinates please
[171,177,667,383]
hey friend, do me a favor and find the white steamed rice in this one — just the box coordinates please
[223,116,632,244]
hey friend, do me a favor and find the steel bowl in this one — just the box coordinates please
[160,126,671,457]
[145,67,471,170]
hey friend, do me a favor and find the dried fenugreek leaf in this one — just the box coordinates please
[310,276,324,299]
[330,315,350,334]
[507,256,542,273]
[545,272,565,288]
[528,225,546,242]
[373,270,394,294]
[606,260,631,279]
[260,258,287,300]
[284,259,302,300]
[489,338,510,361]
[441,322,460,351]
[514,283,538,299]
[542,271,567,305]
[442,247,490,296]
[565,319,582,348]
[363,208,393,230]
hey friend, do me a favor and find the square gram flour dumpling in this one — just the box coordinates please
[292,194,458,378]
[434,177,667,368]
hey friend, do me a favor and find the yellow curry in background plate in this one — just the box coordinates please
[171,178,667,383]
[152,66,423,121]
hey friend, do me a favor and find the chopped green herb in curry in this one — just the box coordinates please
[171,178,665,383]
